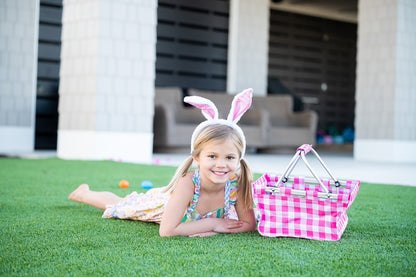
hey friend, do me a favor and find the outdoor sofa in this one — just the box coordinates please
[153,87,317,153]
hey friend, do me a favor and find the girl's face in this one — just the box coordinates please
[194,138,240,187]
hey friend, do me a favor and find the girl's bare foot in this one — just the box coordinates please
[68,184,89,203]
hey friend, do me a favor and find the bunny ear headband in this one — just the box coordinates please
[184,88,253,159]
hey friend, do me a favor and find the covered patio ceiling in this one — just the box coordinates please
[270,0,358,23]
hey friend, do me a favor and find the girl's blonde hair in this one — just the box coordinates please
[164,124,253,210]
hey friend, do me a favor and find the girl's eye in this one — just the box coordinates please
[208,154,216,159]
[227,156,236,160]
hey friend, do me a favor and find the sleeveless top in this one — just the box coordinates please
[181,169,239,222]
[102,169,239,223]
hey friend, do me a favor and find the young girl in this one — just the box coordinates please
[68,88,257,237]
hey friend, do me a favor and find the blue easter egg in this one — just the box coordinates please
[141,180,153,189]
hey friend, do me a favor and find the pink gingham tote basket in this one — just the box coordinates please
[252,144,360,241]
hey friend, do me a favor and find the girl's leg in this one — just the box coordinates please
[68,184,123,210]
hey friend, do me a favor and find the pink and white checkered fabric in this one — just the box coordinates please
[252,174,360,241]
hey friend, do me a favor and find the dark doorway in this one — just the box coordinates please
[268,10,357,132]
[35,0,62,149]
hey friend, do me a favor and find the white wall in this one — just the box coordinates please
[354,0,416,162]
[57,0,157,163]
[0,0,39,154]
[227,0,270,96]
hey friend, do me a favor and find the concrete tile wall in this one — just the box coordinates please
[354,0,416,162]
[227,0,269,95]
[59,0,156,133]
[0,0,38,127]
[356,0,416,141]
[57,0,156,163]
[355,0,399,140]
[394,0,416,140]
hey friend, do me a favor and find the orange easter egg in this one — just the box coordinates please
[119,179,129,188]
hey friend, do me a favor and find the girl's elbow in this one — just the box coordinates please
[159,232,171,237]
[244,217,257,232]
[242,221,257,233]
[159,228,172,237]
[159,226,177,237]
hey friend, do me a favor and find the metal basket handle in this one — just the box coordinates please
[274,144,341,194]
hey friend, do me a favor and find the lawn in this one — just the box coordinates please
[0,158,415,276]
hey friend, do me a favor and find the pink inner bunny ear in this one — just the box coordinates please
[227,88,253,123]
[184,96,218,120]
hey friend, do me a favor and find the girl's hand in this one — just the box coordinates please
[189,219,243,237]
[213,218,244,233]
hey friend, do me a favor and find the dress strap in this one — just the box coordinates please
[187,170,201,215]
[223,181,231,218]
[224,174,238,217]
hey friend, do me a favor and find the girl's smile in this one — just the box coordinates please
[194,139,240,188]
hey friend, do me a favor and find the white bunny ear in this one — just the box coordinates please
[227,88,253,123]
[184,96,219,120]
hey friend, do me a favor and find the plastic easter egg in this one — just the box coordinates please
[323,135,333,145]
[333,135,344,144]
[141,180,153,189]
[119,179,129,189]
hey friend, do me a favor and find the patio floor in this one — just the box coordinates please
[15,148,416,187]
[153,149,416,187]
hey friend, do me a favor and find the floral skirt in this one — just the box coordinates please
[102,187,171,223]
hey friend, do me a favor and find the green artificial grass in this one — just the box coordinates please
[0,158,415,276]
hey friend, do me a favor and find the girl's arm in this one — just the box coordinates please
[230,191,257,233]
[159,173,245,237]
[188,200,257,237]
